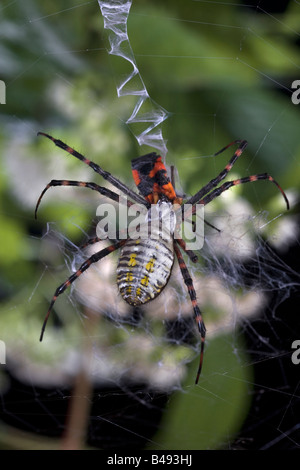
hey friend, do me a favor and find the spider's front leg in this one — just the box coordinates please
[197,173,290,209]
[35,179,135,219]
[185,139,289,209]
[37,132,147,206]
[186,140,248,206]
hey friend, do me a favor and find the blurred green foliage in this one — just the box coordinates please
[0,0,299,450]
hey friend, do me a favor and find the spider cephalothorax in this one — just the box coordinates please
[35,132,289,383]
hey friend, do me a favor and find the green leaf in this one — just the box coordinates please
[149,332,252,450]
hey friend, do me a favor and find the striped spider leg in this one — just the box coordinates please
[185,139,289,209]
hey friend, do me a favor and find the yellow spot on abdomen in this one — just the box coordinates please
[125,272,133,282]
[128,253,137,267]
[145,258,155,273]
[141,275,149,286]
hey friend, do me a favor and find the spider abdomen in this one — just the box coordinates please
[116,237,174,306]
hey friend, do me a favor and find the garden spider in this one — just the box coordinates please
[35,132,289,383]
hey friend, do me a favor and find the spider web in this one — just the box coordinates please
[0,0,300,452]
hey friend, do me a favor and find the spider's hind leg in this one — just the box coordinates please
[175,238,198,263]
[174,242,206,384]
[39,239,126,341]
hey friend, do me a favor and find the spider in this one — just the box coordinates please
[35,132,289,383]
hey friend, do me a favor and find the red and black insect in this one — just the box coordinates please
[35,132,289,383]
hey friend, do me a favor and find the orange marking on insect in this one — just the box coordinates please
[145,184,160,203]
[145,194,153,203]
[132,169,141,186]
[233,179,241,185]
[151,159,177,200]
[154,181,176,202]
[225,163,232,171]
[249,175,258,182]
[152,192,159,204]
[235,149,243,157]
[196,315,204,330]
[66,146,74,154]
[161,182,177,201]
[79,182,86,186]
[148,156,164,177]
[153,183,160,193]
